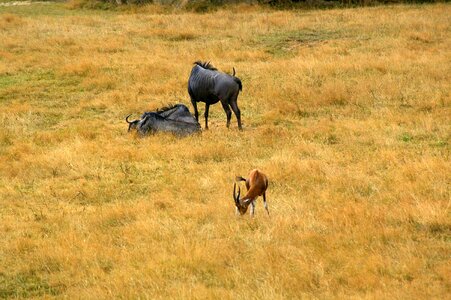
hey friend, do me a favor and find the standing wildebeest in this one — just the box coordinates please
[126,104,201,137]
[188,61,243,130]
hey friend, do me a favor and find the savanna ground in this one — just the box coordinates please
[0,2,450,298]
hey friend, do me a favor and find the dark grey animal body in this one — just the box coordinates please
[126,104,201,137]
[188,61,243,130]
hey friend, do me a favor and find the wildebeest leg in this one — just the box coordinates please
[221,101,232,128]
[204,103,210,130]
[191,99,199,122]
[263,192,269,216]
[230,100,242,130]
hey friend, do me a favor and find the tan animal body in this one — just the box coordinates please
[233,169,269,216]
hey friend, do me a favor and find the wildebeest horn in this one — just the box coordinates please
[232,67,236,77]
[125,114,140,132]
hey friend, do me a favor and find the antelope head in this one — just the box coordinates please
[233,182,251,215]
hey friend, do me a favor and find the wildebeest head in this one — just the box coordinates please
[126,113,161,135]
[125,114,140,132]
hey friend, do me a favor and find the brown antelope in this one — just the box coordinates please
[233,169,269,216]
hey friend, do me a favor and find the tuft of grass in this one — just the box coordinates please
[400,132,413,142]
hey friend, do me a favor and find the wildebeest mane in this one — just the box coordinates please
[156,104,179,113]
[194,61,217,71]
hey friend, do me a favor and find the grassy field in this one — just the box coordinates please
[0,2,450,298]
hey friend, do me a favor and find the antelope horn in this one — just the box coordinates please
[232,67,236,77]
[125,114,133,124]
[233,182,241,205]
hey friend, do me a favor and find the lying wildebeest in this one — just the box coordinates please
[188,61,243,130]
[126,104,201,136]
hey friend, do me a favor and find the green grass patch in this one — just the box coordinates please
[0,73,27,89]
[0,2,113,16]
[0,69,84,108]
[0,272,65,298]
[400,132,413,143]
[257,29,344,57]
[0,3,68,16]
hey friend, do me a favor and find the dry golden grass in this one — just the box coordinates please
[0,3,450,298]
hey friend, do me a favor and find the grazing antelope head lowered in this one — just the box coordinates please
[233,169,269,217]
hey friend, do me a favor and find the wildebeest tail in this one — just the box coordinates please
[233,77,242,91]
